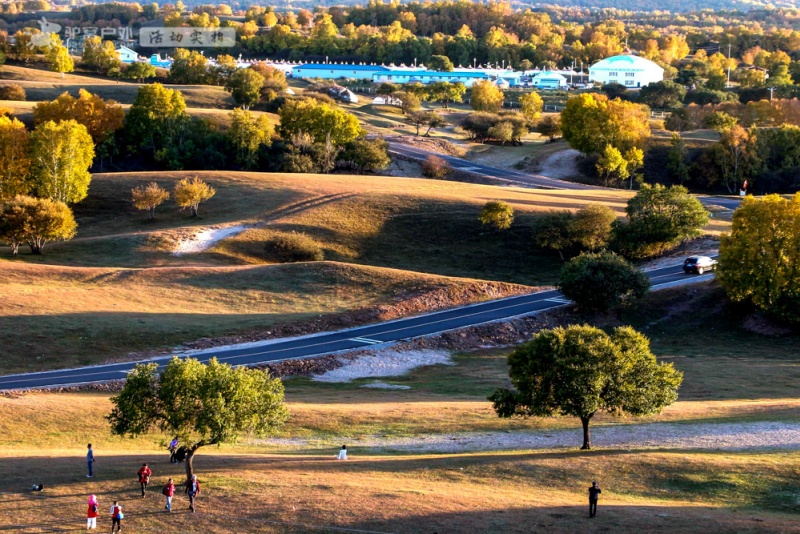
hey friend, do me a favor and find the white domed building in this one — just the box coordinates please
[588,55,664,88]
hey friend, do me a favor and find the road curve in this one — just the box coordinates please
[0,263,703,391]
[389,142,594,190]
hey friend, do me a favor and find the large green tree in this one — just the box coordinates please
[278,99,364,146]
[558,251,650,312]
[225,68,265,110]
[717,194,800,321]
[227,108,272,169]
[613,184,709,259]
[490,325,682,449]
[109,357,288,483]
[125,83,189,158]
[29,120,95,204]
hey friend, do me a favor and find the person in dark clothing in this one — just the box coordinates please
[588,481,601,517]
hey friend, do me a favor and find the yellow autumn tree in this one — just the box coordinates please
[0,116,31,201]
[174,177,216,217]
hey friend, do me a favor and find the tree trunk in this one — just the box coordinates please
[149,207,156,220]
[580,415,593,450]
[191,205,198,217]
[184,449,196,485]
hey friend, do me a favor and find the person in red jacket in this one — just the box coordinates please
[162,478,176,512]
[185,475,200,512]
[137,463,152,497]
[110,501,123,533]
[86,494,99,530]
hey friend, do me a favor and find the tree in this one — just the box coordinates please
[519,91,543,123]
[711,125,760,194]
[421,155,451,179]
[561,93,650,156]
[427,82,465,109]
[392,91,421,115]
[613,185,710,259]
[250,62,288,101]
[558,251,650,313]
[225,68,265,110]
[717,194,800,321]
[169,48,209,84]
[125,84,189,159]
[533,211,575,260]
[470,80,504,112]
[131,182,170,221]
[82,36,121,74]
[536,115,561,142]
[124,62,157,83]
[227,108,272,169]
[596,144,629,186]
[0,84,26,101]
[0,116,31,202]
[108,356,288,483]
[638,80,686,109]
[33,89,125,144]
[174,176,216,217]
[703,111,738,132]
[428,55,454,72]
[210,54,238,85]
[601,82,627,100]
[487,121,513,145]
[489,325,682,449]
[0,195,77,255]
[46,35,73,78]
[29,120,95,205]
[571,203,617,251]
[666,133,690,184]
[479,200,514,230]
[277,99,364,146]
[338,137,390,174]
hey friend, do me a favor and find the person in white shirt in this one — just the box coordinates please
[336,445,347,460]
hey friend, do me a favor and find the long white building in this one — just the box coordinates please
[588,55,663,88]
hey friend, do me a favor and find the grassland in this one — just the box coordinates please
[0,284,797,533]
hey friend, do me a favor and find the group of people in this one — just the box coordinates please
[83,443,202,531]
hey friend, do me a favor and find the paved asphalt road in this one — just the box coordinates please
[389,143,593,190]
[389,142,743,210]
[0,263,704,391]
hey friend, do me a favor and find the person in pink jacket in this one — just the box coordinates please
[86,495,99,530]
[162,478,176,512]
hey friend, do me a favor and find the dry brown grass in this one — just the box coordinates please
[0,392,797,533]
[0,261,499,373]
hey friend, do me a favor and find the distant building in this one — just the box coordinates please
[531,71,568,89]
[589,55,663,88]
[292,63,388,80]
[373,69,491,87]
[116,45,138,63]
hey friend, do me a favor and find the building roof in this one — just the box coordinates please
[294,63,389,72]
[590,55,664,72]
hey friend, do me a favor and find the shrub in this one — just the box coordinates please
[421,155,452,179]
[0,84,26,101]
[264,231,324,263]
[558,251,650,313]
[479,201,514,230]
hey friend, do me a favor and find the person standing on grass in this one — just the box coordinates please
[162,478,176,512]
[185,474,201,512]
[86,494,99,530]
[110,501,123,533]
[336,445,348,460]
[168,437,179,463]
[86,444,95,478]
[137,463,152,497]
[588,481,601,518]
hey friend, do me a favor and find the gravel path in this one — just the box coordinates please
[265,421,800,453]
[173,224,249,255]
[536,148,583,180]
[311,349,453,383]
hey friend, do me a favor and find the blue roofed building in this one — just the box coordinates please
[292,63,389,80]
[373,68,490,87]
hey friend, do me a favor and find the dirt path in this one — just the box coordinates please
[265,421,800,452]
[537,148,583,180]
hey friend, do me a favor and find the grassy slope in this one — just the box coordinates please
[0,261,509,374]
[0,284,797,532]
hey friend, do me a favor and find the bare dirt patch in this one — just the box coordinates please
[386,134,468,157]
[533,148,583,180]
